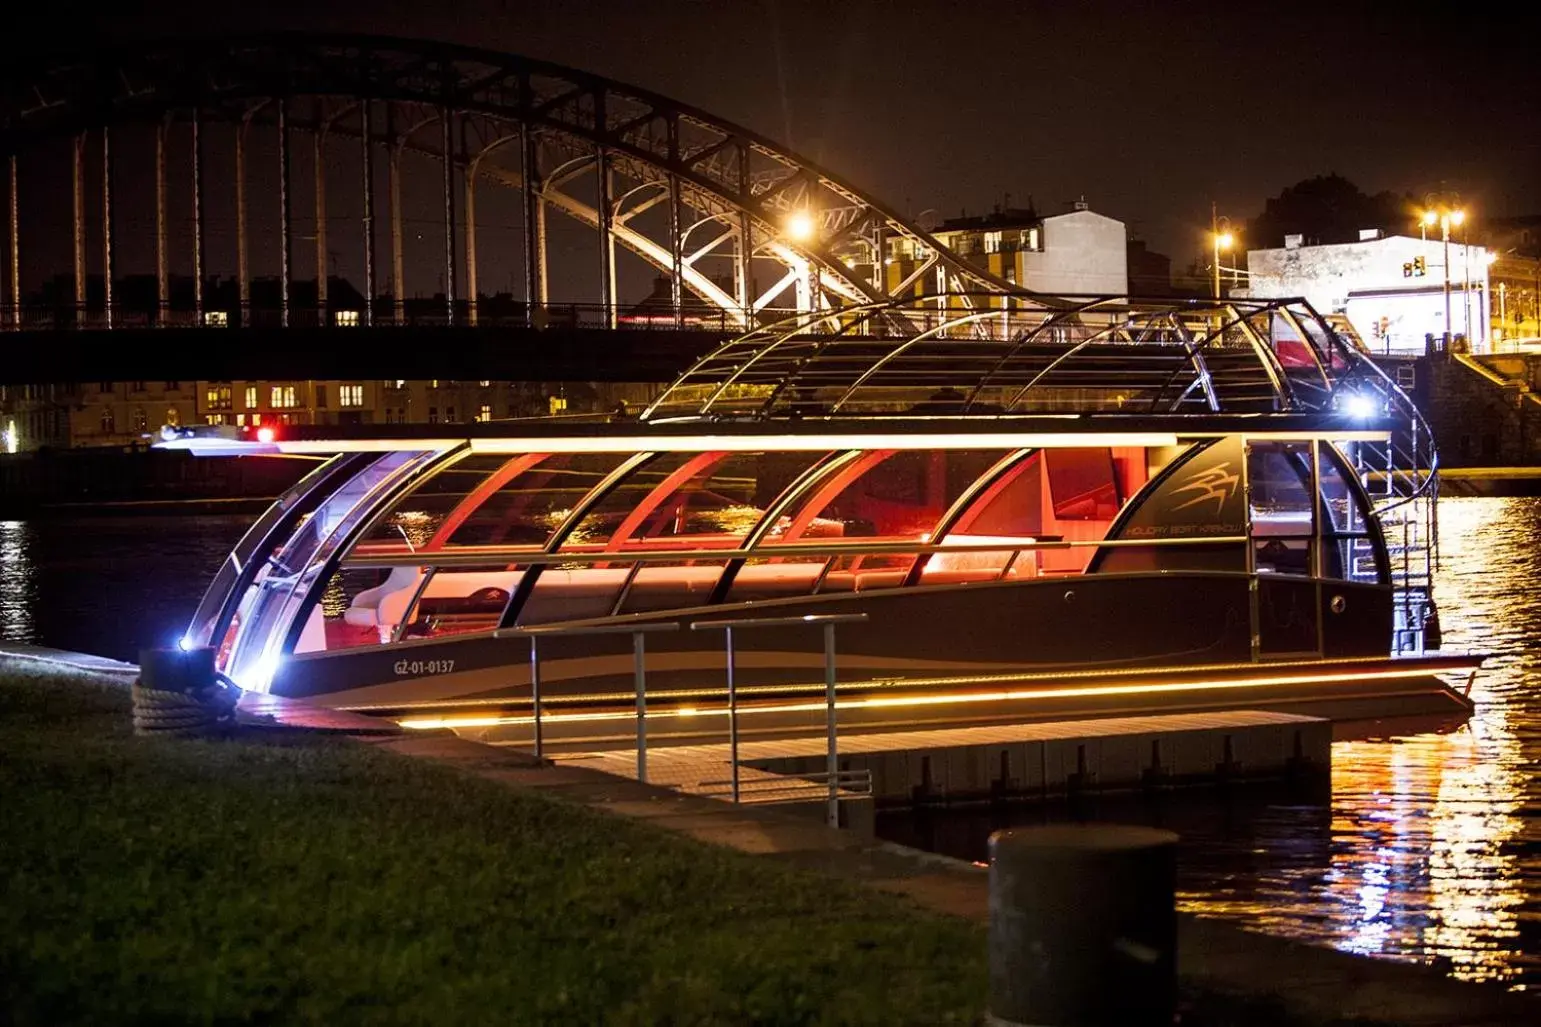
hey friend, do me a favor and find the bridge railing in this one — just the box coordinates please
[0,301,807,333]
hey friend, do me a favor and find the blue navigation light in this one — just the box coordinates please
[1342,392,1378,420]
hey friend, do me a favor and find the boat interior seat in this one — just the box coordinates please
[343,566,423,634]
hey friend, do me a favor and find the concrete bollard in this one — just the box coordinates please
[988,824,1178,1027]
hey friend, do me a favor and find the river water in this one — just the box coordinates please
[0,500,1537,989]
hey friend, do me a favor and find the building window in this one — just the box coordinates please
[271,385,298,409]
[98,382,112,394]
[984,230,1003,254]
[244,386,258,410]
[100,410,115,434]
[206,414,226,426]
[340,384,364,408]
[549,395,568,415]
[130,381,146,393]
[206,383,232,410]
[165,381,180,392]
[236,413,246,426]
[334,310,360,327]
[251,413,262,426]
[133,408,148,432]
[428,407,439,424]
[1027,227,1041,252]
[446,406,456,422]
[314,384,329,409]
[165,407,180,427]
[478,380,491,387]
[478,404,492,422]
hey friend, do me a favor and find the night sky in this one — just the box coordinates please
[6,0,1539,299]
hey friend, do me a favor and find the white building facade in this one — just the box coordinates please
[1246,233,1492,355]
[883,202,1129,298]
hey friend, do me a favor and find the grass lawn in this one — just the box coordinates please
[1,661,986,1025]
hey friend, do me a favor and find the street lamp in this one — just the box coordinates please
[785,210,816,243]
[1211,222,1234,299]
[1417,201,1465,346]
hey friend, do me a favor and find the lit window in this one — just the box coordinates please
[206,384,232,410]
[984,230,1003,254]
[1027,228,1041,252]
[549,395,568,415]
[244,386,257,410]
[202,311,228,327]
[478,380,491,387]
[430,380,440,389]
[251,413,262,426]
[236,413,246,426]
[165,407,179,427]
[478,404,491,422]
[340,384,364,408]
[206,414,226,426]
[334,310,360,327]
[271,385,298,409]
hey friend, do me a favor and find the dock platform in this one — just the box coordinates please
[560,708,1330,811]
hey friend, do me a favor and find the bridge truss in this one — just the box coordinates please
[0,32,1025,331]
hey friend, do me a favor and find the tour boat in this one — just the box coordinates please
[164,295,1476,734]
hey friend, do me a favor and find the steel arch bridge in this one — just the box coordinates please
[0,31,1027,332]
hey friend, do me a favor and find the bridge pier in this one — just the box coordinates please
[102,126,114,330]
[72,132,85,327]
[155,119,169,325]
[278,98,292,329]
[361,100,375,328]
[191,108,205,322]
[441,107,456,326]
[236,113,251,325]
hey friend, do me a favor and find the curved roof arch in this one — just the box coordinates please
[641,291,1391,421]
[0,32,1034,322]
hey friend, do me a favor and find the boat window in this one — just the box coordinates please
[922,452,1044,584]
[1317,442,1380,583]
[442,452,633,548]
[1089,438,1247,576]
[1047,448,1121,521]
[515,561,633,626]
[350,454,519,552]
[1248,441,1314,576]
[615,560,730,615]
[223,450,440,689]
[189,453,361,653]
[399,566,521,641]
[769,449,1001,546]
[609,451,819,550]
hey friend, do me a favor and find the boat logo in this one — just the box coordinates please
[1169,461,1240,514]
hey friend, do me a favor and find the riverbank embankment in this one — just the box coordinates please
[3,658,1533,1025]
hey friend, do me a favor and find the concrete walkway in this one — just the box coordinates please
[364,727,1537,1027]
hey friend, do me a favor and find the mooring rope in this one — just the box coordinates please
[131,673,242,737]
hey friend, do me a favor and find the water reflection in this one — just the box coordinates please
[0,520,37,644]
[881,497,1541,990]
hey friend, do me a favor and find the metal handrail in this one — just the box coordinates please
[690,613,868,824]
[494,620,680,770]
[340,533,1254,571]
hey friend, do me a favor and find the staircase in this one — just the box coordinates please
[1341,380,1439,655]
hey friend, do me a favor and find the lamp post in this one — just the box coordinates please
[1418,203,1465,347]
[1210,209,1234,300]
